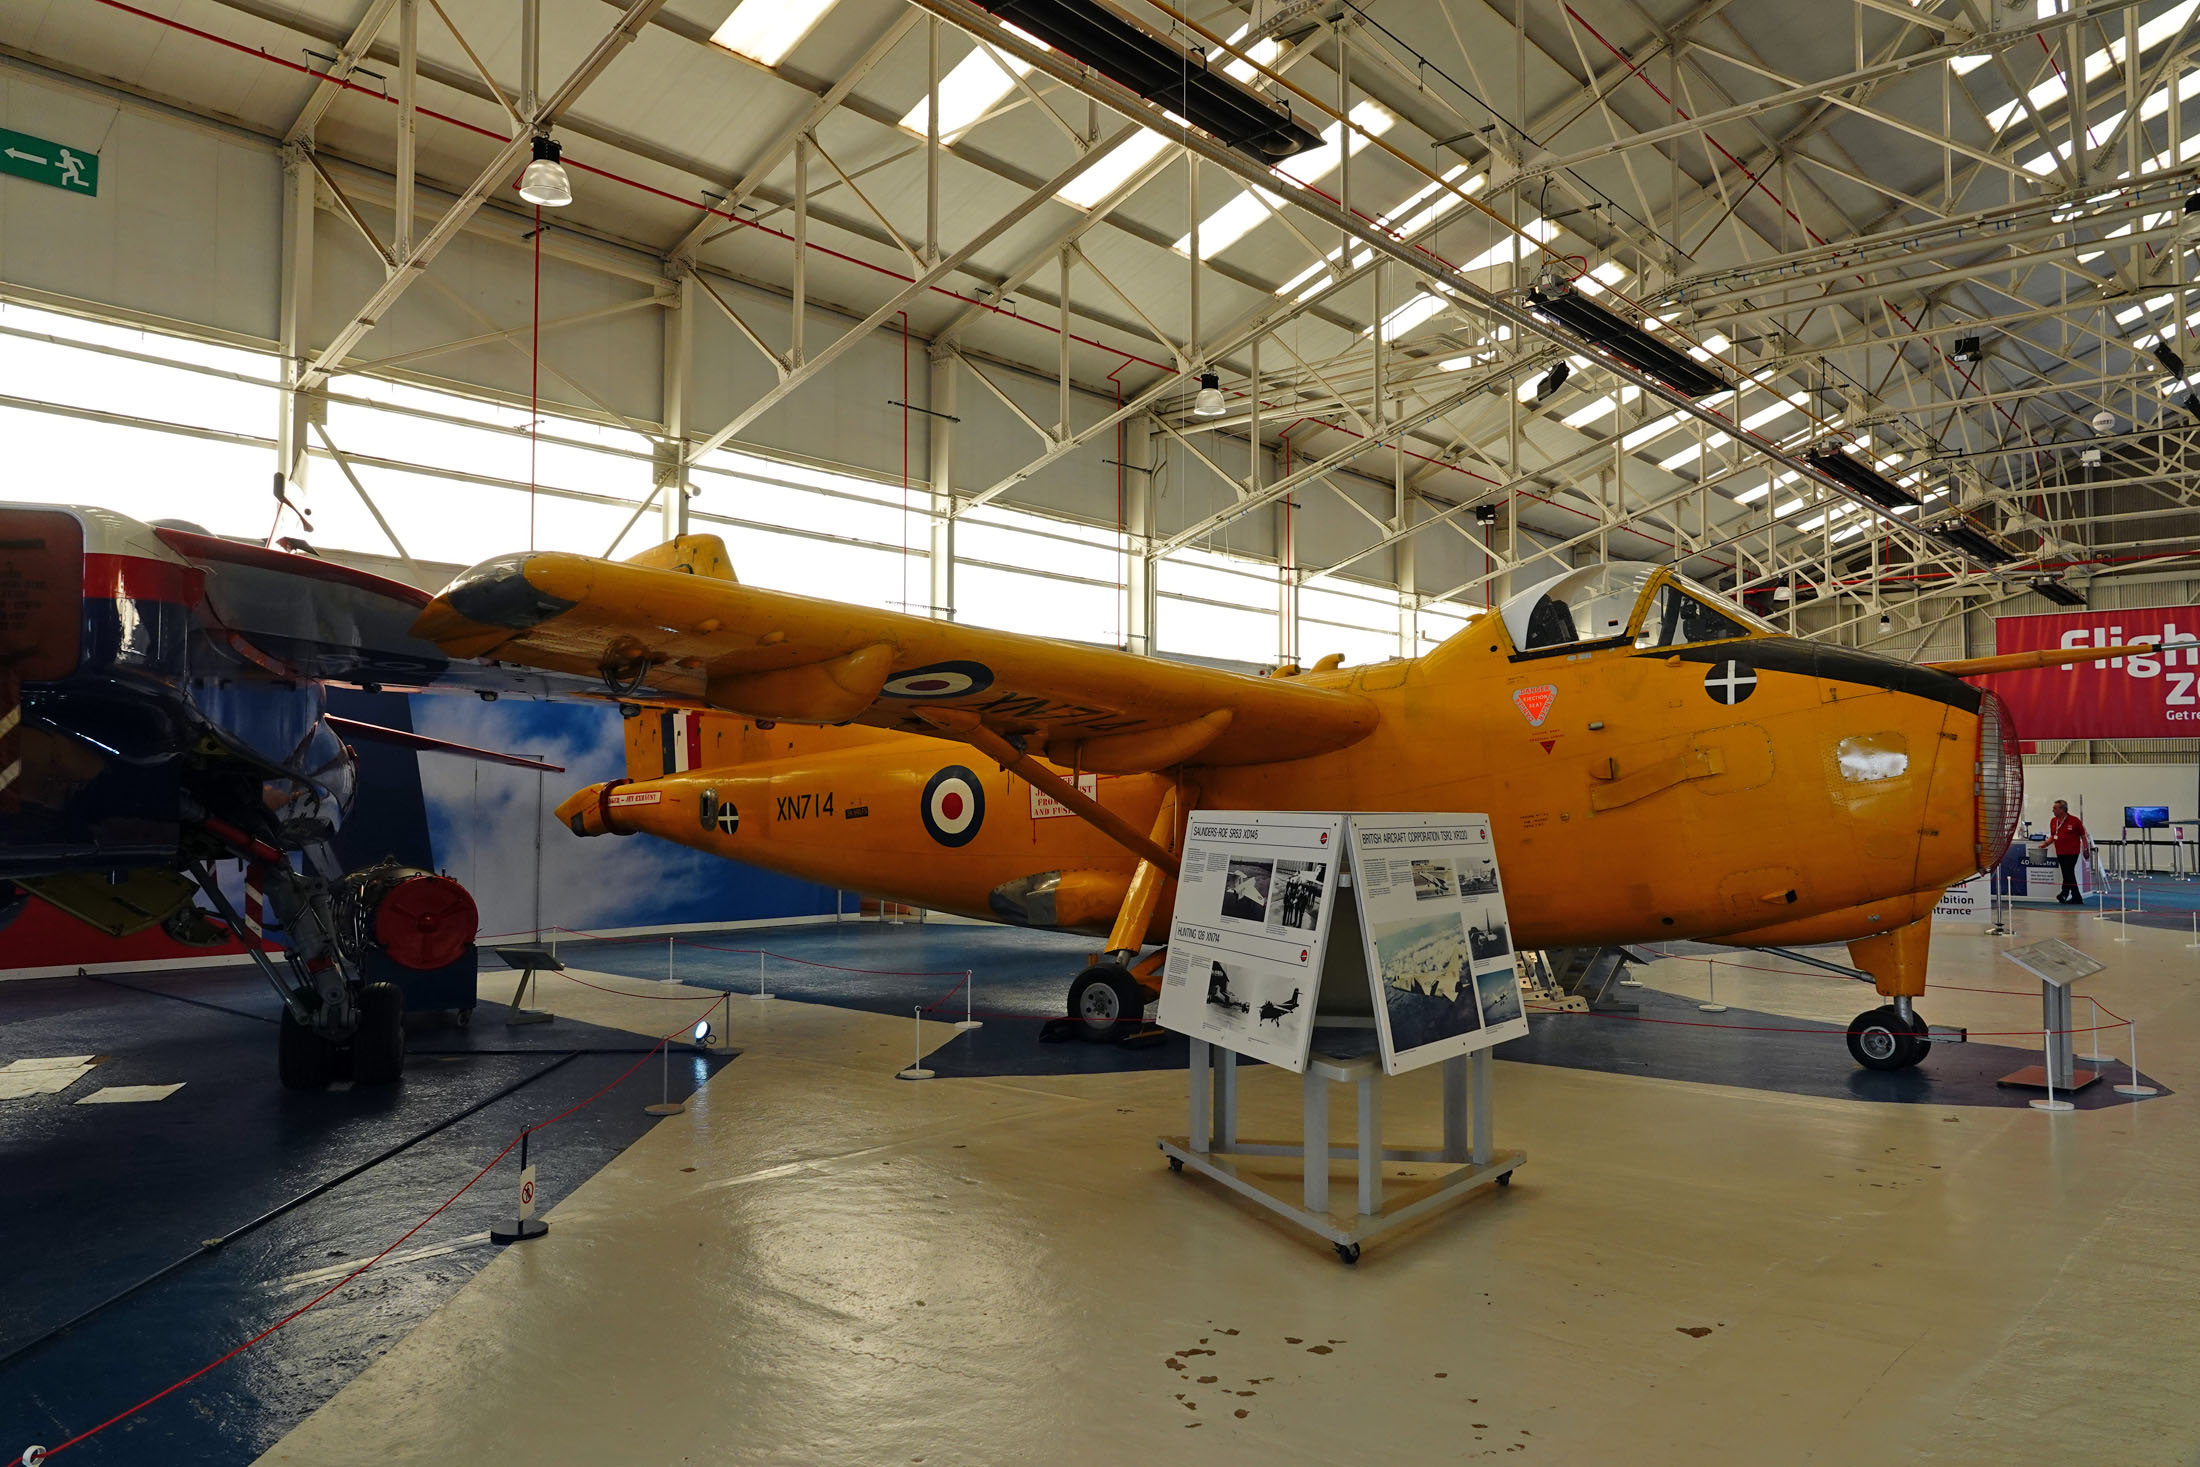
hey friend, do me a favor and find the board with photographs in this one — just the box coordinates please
[1345,813,1526,1074]
[1155,810,1346,1073]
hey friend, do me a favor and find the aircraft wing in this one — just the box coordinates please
[411,546,1380,772]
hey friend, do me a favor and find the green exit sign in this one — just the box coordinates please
[0,127,98,196]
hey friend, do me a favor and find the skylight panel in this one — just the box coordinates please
[1561,386,1638,429]
[1058,127,1172,208]
[1577,261,1629,296]
[1178,187,1284,256]
[1619,411,1686,451]
[1459,217,1558,273]
[1949,54,1992,75]
[1381,164,1483,239]
[1659,432,1730,471]
[1277,102,1397,185]
[902,29,1048,141]
[1377,291,1447,342]
[1176,103,1395,257]
[1739,393,1809,431]
[1987,73,2068,132]
[711,0,840,66]
[1733,481,1770,504]
[1773,497,1806,518]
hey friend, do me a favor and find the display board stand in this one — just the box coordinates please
[1157,1035,1522,1264]
[1996,938,2107,1096]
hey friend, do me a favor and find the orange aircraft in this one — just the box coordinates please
[414,536,2123,1071]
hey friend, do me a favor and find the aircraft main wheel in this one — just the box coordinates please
[350,982,408,1085]
[278,1007,341,1090]
[1847,1005,1931,1072]
[1066,965,1146,1043]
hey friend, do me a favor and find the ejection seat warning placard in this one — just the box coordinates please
[1347,813,1528,1074]
[1157,811,1345,1073]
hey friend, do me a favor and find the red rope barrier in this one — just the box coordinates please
[11,998,722,1465]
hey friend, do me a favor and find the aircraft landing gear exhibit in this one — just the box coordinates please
[1843,918,1942,1073]
[1057,948,1169,1044]
[1846,1000,1934,1072]
[188,853,480,1090]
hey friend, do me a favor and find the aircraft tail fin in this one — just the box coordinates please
[623,533,737,581]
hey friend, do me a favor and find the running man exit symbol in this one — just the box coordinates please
[0,128,99,196]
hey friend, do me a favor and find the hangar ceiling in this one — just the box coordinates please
[6,0,2200,645]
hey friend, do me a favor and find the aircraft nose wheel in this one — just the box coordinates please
[1847,1004,1932,1071]
[1065,964,1148,1043]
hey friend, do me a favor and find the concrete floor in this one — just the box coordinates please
[252,904,2200,1466]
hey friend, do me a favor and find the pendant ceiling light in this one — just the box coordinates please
[519,134,573,208]
[1192,371,1226,418]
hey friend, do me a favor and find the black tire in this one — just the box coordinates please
[1168,1155,1184,1173]
[1495,1171,1513,1187]
[1335,1243,1361,1265]
[1846,1004,1931,1071]
[351,982,408,1085]
[1066,964,1146,1043]
[278,1006,339,1090]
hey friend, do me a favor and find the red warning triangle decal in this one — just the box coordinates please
[1537,739,1556,753]
[1512,684,1557,727]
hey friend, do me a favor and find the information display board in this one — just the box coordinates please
[1346,813,1528,1074]
[1156,811,1346,1073]
[1931,872,1990,922]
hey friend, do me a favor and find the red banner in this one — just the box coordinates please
[1988,605,2200,740]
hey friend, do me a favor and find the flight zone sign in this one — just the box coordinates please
[0,128,98,196]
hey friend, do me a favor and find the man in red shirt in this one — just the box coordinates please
[2049,800,2090,904]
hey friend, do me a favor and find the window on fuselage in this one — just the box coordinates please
[1641,583,1755,649]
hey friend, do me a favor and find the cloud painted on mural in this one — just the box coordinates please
[406,696,833,937]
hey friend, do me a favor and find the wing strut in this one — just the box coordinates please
[938,717,1182,876]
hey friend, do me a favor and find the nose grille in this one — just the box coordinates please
[1976,690,2022,869]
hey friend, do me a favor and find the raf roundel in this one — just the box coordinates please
[921,765,986,847]
[881,660,994,700]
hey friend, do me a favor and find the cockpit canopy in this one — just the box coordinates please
[1498,564,1769,656]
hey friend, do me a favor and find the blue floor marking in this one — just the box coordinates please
[0,965,721,1466]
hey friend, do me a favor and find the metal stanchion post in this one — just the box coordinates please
[957,968,981,1031]
[665,934,678,984]
[2030,1026,2074,1112]
[645,1037,685,1115]
[2115,1020,2160,1098]
[757,949,772,1000]
[2082,996,2114,1064]
[491,1129,550,1242]
[897,1006,935,1080]
[1698,956,1727,1014]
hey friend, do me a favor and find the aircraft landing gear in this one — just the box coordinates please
[1847,1000,1932,1072]
[1846,918,1935,1072]
[1066,964,1148,1043]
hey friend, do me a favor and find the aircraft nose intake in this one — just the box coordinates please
[1976,690,2023,867]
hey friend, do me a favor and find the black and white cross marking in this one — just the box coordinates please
[716,803,740,835]
[1704,660,1758,705]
